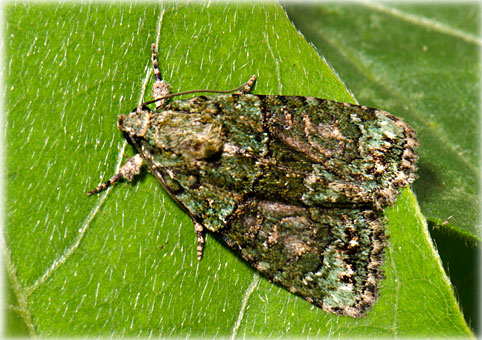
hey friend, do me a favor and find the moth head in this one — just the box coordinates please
[119,108,225,161]
[117,106,152,137]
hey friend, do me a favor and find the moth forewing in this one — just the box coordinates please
[88,44,418,318]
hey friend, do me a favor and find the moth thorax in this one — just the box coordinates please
[155,112,225,160]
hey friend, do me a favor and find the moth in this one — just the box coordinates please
[88,44,418,318]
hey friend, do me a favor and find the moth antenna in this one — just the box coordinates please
[141,75,257,107]
[235,74,256,94]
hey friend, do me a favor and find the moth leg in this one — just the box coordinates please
[235,74,256,94]
[194,221,205,260]
[151,43,170,108]
[87,154,144,196]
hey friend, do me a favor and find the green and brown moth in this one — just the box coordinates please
[88,44,418,318]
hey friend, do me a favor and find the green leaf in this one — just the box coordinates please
[5,2,472,338]
[284,3,480,333]
[284,3,481,241]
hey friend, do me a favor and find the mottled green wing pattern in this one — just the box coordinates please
[216,95,417,317]
[222,199,386,318]
[257,95,418,209]
[119,93,418,318]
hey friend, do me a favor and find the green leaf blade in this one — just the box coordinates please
[5,2,472,337]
